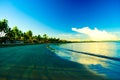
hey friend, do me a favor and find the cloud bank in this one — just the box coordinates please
[72,27,118,41]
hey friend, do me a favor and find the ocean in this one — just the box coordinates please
[50,42,120,79]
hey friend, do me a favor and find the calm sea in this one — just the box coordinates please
[50,42,120,79]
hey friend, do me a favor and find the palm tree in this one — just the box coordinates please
[32,35,38,43]
[26,30,33,43]
[43,34,48,43]
[12,26,20,40]
[37,34,42,43]
[0,19,9,37]
[5,28,16,43]
[0,19,9,43]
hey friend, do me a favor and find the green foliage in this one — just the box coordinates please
[0,19,9,33]
[6,28,15,40]
[26,30,32,38]
[0,19,69,44]
[12,26,20,40]
[0,19,9,43]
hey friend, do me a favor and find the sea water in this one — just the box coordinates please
[50,42,120,79]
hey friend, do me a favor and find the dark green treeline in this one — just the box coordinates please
[0,19,68,44]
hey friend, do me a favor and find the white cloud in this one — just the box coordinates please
[72,27,119,41]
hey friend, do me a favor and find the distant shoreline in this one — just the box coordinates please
[0,43,43,48]
[1,41,120,48]
[71,41,120,43]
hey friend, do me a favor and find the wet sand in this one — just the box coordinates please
[0,44,109,80]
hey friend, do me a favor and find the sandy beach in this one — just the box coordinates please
[0,44,108,80]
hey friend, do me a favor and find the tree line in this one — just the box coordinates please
[0,19,69,44]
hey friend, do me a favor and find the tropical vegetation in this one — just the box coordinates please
[0,19,68,44]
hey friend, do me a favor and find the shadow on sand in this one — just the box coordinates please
[0,44,109,80]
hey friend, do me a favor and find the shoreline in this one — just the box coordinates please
[0,43,44,48]
[1,41,120,48]
[0,44,109,80]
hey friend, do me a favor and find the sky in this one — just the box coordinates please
[0,0,120,41]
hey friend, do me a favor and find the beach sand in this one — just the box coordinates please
[0,44,109,80]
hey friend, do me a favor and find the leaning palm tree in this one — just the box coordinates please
[0,19,9,43]
[0,19,9,37]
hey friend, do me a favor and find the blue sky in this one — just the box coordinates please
[0,0,120,41]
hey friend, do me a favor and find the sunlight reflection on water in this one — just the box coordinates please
[50,42,120,79]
